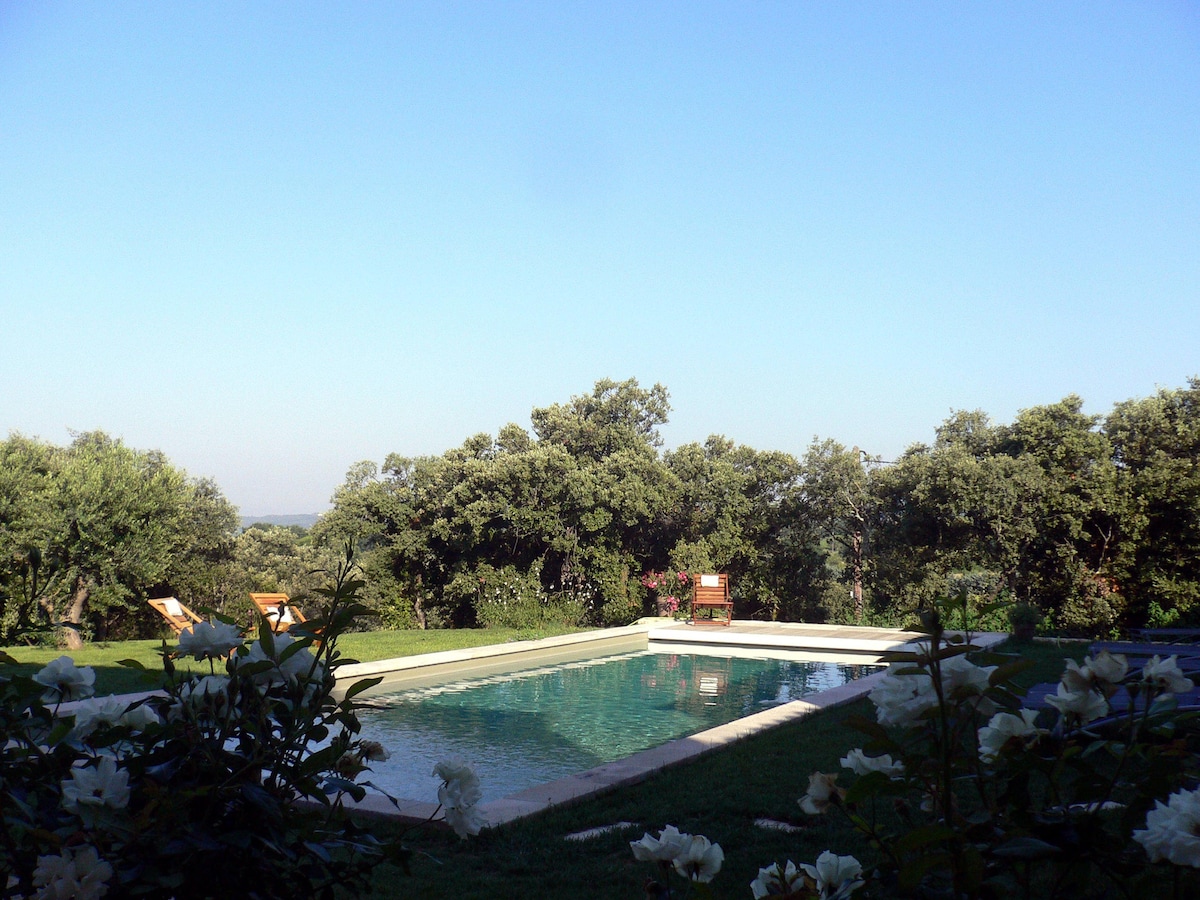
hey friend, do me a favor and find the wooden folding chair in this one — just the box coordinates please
[148,596,204,635]
[249,592,308,634]
[690,573,733,626]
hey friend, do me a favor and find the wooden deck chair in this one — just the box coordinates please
[249,592,308,634]
[690,573,733,626]
[148,596,203,635]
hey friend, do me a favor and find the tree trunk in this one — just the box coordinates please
[851,529,865,621]
[413,574,427,630]
[63,576,88,650]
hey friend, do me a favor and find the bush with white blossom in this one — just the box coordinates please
[0,550,482,899]
[631,824,725,896]
[787,596,1200,899]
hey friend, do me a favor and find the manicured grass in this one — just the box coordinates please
[0,639,186,695]
[336,625,588,665]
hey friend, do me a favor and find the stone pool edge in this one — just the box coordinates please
[333,621,658,695]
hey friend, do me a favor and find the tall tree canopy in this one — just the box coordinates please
[318,378,1200,636]
[1104,378,1200,626]
[0,432,239,646]
[316,379,808,628]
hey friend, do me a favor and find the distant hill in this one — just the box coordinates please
[239,514,321,531]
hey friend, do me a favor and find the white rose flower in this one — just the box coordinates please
[442,799,486,838]
[171,674,234,722]
[360,740,390,762]
[940,653,997,695]
[800,851,865,899]
[1134,786,1200,868]
[840,748,904,778]
[119,702,160,731]
[630,824,691,862]
[1061,653,1128,694]
[33,845,113,900]
[71,696,129,739]
[751,860,803,898]
[437,774,483,812]
[938,654,999,717]
[33,656,96,703]
[1087,650,1128,686]
[1060,658,1093,693]
[239,634,322,686]
[672,834,724,883]
[869,654,996,727]
[869,665,938,728]
[433,757,477,787]
[1045,683,1109,724]
[434,757,484,838]
[434,758,483,806]
[61,757,130,817]
[978,709,1043,763]
[799,772,844,815]
[178,620,243,660]
[1141,656,1195,695]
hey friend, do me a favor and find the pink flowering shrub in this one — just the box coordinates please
[642,571,690,618]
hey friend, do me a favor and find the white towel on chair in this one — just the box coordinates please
[163,598,184,617]
[700,574,720,588]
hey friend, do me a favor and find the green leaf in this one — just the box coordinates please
[299,744,343,775]
[343,676,384,700]
[257,618,276,652]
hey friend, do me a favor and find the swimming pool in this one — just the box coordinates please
[354,648,879,802]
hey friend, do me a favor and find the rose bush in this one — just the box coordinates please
[787,596,1200,899]
[0,549,480,899]
[630,823,724,896]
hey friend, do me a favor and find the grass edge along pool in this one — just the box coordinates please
[337,627,888,824]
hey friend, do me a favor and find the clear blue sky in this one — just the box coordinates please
[2,2,1198,515]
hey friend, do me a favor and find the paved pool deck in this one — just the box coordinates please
[340,620,1007,827]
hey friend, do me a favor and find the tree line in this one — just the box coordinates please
[0,432,335,646]
[2,377,1198,643]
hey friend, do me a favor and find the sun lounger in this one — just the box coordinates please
[148,596,204,635]
[249,592,308,633]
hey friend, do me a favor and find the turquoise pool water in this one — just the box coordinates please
[355,649,878,802]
